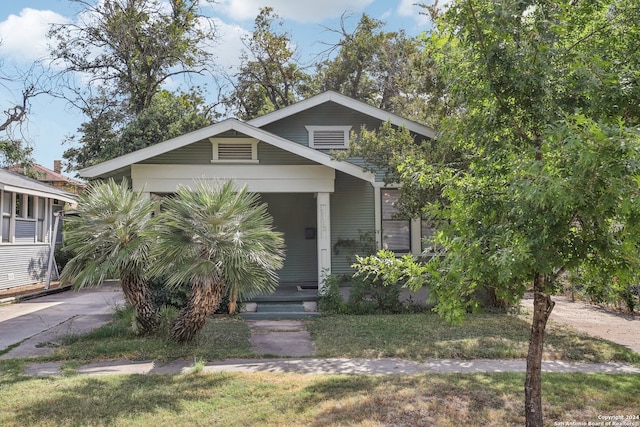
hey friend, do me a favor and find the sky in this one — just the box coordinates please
[0,0,430,174]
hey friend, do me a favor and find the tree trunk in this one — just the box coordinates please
[120,271,158,334]
[525,274,555,427]
[171,277,225,342]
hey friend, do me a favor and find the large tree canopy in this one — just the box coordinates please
[49,0,218,115]
[222,7,310,120]
[349,1,640,425]
[63,88,213,170]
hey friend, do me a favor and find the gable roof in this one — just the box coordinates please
[80,118,375,182]
[0,168,77,203]
[248,91,437,140]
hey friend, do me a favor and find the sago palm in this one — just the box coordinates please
[151,180,284,342]
[60,179,159,334]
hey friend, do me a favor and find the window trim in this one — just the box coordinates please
[305,125,352,149]
[210,137,259,164]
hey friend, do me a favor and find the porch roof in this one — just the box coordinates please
[0,168,77,203]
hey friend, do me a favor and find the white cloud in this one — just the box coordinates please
[397,0,434,27]
[0,8,70,63]
[210,18,249,70]
[218,0,374,23]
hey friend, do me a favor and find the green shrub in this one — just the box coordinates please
[318,274,348,314]
[347,275,404,314]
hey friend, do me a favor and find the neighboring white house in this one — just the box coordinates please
[0,168,77,292]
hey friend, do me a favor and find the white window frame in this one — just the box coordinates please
[0,190,50,245]
[210,137,259,164]
[1,190,13,244]
[305,125,352,149]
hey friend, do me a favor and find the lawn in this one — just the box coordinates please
[309,313,640,363]
[0,364,638,426]
[18,309,639,365]
[1,310,639,425]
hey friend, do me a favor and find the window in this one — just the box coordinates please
[1,191,11,243]
[27,195,35,219]
[381,189,410,252]
[210,138,258,163]
[305,126,352,149]
[37,197,46,242]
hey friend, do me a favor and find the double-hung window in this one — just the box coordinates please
[381,189,411,252]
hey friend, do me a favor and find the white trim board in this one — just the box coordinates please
[131,164,336,193]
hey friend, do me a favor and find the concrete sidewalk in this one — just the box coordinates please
[21,357,640,377]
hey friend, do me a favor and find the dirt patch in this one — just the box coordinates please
[0,282,68,300]
[521,295,640,354]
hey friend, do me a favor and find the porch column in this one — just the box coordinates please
[316,192,331,291]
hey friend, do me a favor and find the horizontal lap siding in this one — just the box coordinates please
[258,144,317,165]
[331,172,375,275]
[0,244,53,290]
[141,140,212,164]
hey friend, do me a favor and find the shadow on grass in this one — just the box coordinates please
[297,374,517,426]
[13,373,231,426]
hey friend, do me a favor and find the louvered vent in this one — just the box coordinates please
[306,126,351,149]
[312,130,346,148]
[217,143,253,160]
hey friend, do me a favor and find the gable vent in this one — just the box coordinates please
[305,125,352,149]
[313,130,346,147]
[218,143,252,160]
[210,137,259,163]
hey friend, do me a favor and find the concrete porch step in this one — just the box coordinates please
[257,303,305,313]
[240,311,320,320]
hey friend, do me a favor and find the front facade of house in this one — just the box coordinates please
[80,91,436,289]
[0,169,77,292]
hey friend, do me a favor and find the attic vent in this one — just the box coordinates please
[210,138,259,163]
[218,143,252,160]
[305,126,352,149]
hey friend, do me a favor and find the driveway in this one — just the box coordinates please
[521,294,640,354]
[0,285,124,359]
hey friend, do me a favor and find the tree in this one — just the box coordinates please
[49,0,218,171]
[60,179,159,334]
[49,0,218,115]
[63,88,213,170]
[412,1,640,425]
[1,56,52,164]
[346,1,640,425]
[315,14,435,120]
[150,181,284,342]
[222,7,310,120]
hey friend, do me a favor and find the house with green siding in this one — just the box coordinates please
[0,168,76,293]
[79,91,436,294]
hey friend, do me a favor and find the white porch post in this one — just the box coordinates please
[316,192,331,292]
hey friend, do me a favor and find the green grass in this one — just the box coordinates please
[0,368,638,426]
[308,313,640,363]
[46,314,255,362]
[15,308,639,365]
